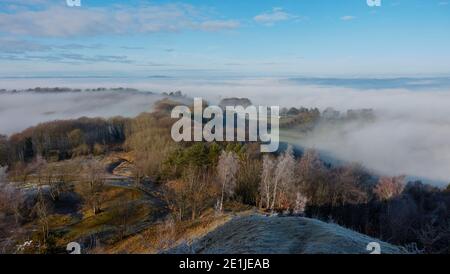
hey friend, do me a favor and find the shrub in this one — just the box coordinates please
[93,143,105,156]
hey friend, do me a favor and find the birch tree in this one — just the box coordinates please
[293,192,308,215]
[259,155,276,209]
[216,151,239,212]
[270,145,296,211]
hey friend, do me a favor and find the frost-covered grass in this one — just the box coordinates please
[168,214,402,254]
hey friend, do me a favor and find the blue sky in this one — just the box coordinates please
[0,0,449,77]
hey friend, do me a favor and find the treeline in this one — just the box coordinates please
[307,180,450,253]
[279,107,320,129]
[0,87,140,94]
[279,106,376,129]
[3,117,129,163]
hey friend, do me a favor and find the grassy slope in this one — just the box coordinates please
[167,214,402,254]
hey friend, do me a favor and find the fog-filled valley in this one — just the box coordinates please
[0,88,164,135]
[2,77,450,185]
[1,77,450,254]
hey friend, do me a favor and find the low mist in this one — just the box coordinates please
[0,90,162,135]
[1,77,450,185]
[176,77,450,184]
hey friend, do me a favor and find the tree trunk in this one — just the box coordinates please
[270,179,279,211]
[191,203,196,220]
[220,181,226,212]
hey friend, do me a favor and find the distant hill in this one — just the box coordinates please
[167,214,402,254]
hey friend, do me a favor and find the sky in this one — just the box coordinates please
[0,0,449,78]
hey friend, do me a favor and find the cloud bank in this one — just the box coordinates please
[0,90,163,135]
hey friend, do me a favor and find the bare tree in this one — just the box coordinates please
[259,155,276,209]
[414,223,448,254]
[166,165,217,221]
[330,164,368,206]
[0,166,29,253]
[374,176,405,201]
[124,114,176,180]
[297,149,329,205]
[298,149,324,185]
[0,165,6,182]
[0,184,23,224]
[293,192,308,215]
[270,145,296,211]
[39,164,68,202]
[184,166,215,220]
[33,189,50,251]
[10,155,47,185]
[112,196,137,240]
[235,155,261,205]
[0,135,8,166]
[216,151,239,212]
[80,159,106,215]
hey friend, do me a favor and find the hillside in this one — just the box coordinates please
[167,214,402,254]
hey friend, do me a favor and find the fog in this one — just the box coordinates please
[176,77,450,185]
[202,79,450,185]
[0,90,163,135]
[1,77,450,185]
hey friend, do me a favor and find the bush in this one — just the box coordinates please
[72,144,90,157]
[93,143,105,156]
[0,135,8,166]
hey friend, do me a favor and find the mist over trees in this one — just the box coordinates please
[0,97,449,254]
[6,117,129,163]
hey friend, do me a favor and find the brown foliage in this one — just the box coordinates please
[374,176,405,201]
[124,113,177,181]
[78,159,106,215]
[165,167,218,221]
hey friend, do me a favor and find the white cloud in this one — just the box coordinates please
[340,15,356,21]
[0,38,51,53]
[198,20,240,31]
[253,7,298,26]
[0,4,240,37]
